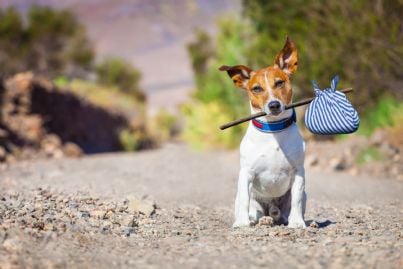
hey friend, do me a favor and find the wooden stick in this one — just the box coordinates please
[219,88,353,130]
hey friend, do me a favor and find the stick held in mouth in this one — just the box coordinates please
[219,88,353,130]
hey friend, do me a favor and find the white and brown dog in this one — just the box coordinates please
[220,37,306,228]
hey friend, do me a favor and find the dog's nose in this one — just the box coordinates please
[268,101,281,111]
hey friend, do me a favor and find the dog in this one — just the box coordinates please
[219,37,306,228]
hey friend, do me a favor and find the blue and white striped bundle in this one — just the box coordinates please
[304,76,359,135]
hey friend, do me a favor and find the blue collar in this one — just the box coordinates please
[252,109,296,133]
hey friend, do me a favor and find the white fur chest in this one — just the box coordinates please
[240,123,305,199]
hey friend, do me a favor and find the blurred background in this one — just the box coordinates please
[0,0,401,179]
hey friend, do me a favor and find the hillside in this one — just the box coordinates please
[0,0,241,112]
[0,73,152,163]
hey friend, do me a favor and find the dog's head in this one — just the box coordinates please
[219,37,298,118]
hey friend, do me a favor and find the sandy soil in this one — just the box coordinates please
[0,143,402,269]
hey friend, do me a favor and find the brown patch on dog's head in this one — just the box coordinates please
[246,67,293,110]
[219,37,298,113]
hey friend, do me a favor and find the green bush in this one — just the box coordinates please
[0,6,94,79]
[149,109,179,142]
[119,129,141,152]
[181,101,246,149]
[358,96,403,136]
[183,16,252,149]
[242,0,403,107]
[188,30,215,77]
[96,58,145,102]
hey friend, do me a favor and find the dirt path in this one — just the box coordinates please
[0,143,402,268]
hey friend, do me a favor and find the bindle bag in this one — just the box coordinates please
[304,75,359,135]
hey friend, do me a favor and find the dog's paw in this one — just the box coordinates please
[232,219,251,228]
[288,217,306,229]
[257,216,274,227]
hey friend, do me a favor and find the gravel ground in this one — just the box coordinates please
[0,143,402,269]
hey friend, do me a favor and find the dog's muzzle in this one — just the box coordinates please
[268,100,282,115]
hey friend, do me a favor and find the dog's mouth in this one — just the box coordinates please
[269,108,282,116]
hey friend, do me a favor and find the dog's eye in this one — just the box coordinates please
[252,86,263,93]
[275,80,285,88]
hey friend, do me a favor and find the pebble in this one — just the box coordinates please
[310,221,319,228]
[329,157,347,171]
[121,227,135,237]
[90,210,106,219]
[3,238,23,252]
[78,211,90,218]
[306,155,319,167]
[128,197,156,216]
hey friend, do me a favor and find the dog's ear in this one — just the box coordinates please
[219,65,252,89]
[274,37,298,75]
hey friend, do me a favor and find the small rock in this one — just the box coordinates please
[90,210,106,220]
[68,202,79,209]
[171,230,181,236]
[121,215,137,227]
[279,230,291,236]
[41,134,63,157]
[58,223,66,231]
[33,221,45,230]
[121,226,135,237]
[39,190,52,199]
[128,197,156,216]
[306,155,319,167]
[3,238,23,252]
[44,223,54,231]
[78,211,90,218]
[310,221,319,228]
[269,230,279,237]
[329,156,347,171]
[63,142,83,157]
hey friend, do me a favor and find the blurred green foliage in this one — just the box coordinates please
[185,1,402,149]
[96,58,145,102]
[149,109,179,143]
[242,0,403,105]
[182,101,246,149]
[188,30,215,79]
[356,147,384,165]
[358,95,403,136]
[119,129,141,152]
[183,16,253,149]
[0,6,93,78]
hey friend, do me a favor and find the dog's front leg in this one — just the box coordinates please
[233,168,253,228]
[288,168,306,228]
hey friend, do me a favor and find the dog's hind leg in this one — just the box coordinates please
[278,189,291,225]
[269,204,281,222]
[249,197,264,225]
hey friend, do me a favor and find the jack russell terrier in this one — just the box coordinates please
[219,37,306,228]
